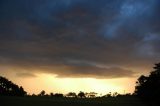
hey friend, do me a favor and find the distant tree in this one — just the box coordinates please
[50,92,54,97]
[54,93,63,98]
[39,90,46,96]
[45,94,49,97]
[66,92,77,97]
[32,93,36,97]
[113,92,118,97]
[135,63,160,101]
[86,92,97,98]
[106,92,112,97]
[101,92,112,98]
[78,91,85,98]
[124,93,132,96]
[0,76,27,96]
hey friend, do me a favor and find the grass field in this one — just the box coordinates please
[1,96,148,106]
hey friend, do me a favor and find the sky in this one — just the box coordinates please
[0,0,160,95]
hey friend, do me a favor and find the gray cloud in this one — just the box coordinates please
[0,0,160,78]
[16,72,37,78]
[53,65,135,79]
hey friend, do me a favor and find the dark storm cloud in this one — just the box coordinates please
[0,0,160,78]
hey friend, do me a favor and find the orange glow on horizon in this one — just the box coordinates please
[0,70,136,95]
[9,73,136,95]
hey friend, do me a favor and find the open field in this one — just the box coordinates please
[1,96,147,106]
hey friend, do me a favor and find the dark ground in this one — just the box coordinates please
[0,96,149,106]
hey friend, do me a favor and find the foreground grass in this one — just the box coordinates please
[1,96,147,106]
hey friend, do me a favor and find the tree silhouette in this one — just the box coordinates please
[66,92,77,97]
[78,91,85,98]
[54,93,63,98]
[39,90,46,96]
[50,92,54,97]
[85,92,97,98]
[103,92,112,98]
[135,63,160,101]
[0,76,27,96]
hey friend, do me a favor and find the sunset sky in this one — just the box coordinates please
[0,0,160,95]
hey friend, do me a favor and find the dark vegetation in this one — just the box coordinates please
[0,76,26,96]
[134,63,160,105]
[1,63,160,106]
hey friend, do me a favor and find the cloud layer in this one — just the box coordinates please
[0,0,160,78]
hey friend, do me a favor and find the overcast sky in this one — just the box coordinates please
[0,0,160,94]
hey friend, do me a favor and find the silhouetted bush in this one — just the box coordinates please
[0,76,27,96]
